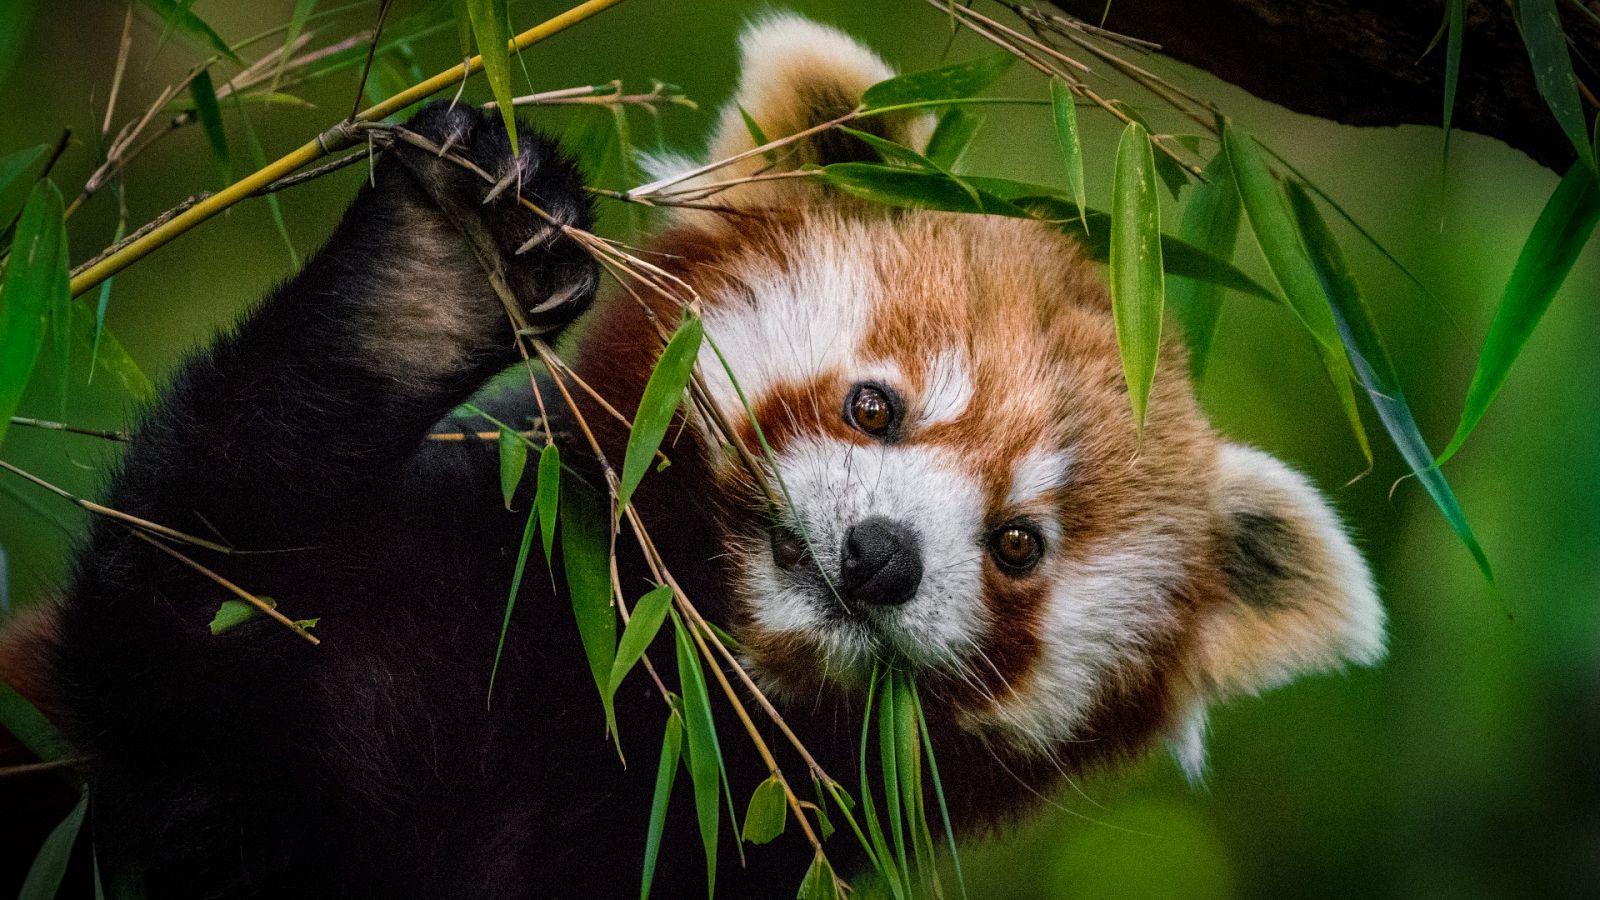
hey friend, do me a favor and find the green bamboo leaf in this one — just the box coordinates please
[18,793,87,900]
[640,705,684,900]
[820,163,1016,215]
[878,672,910,890]
[271,0,319,91]
[617,314,702,516]
[923,107,982,170]
[209,597,270,634]
[1169,152,1242,382]
[449,0,473,57]
[741,775,789,845]
[737,103,776,163]
[856,670,906,900]
[138,0,241,62]
[465,0,518,155]
[839,127,938,171]
[896,677,936,897]
[1110,121,1165,432]
[536,443,560,564]
[71,313,153,403]
[1439,161,1600,464]
[673,611,721,898]
[1222,121,1372,465]
[0,180,68,450]
[608,583,673,698]
[1520,0,1596,170]
[1049,77,1089,232]
[0,144,48,231]
[1442,0,1465,163]
[861,53,1014,110]
[189,71,232,186]
[0,681,67,762]
[913,686,967,900]
[231,93,299,267]
[1111,100,1190,199]
[498,427,528,510]
[562,479,617,710]
[1287,181,1492,581]
[797,852,841,900]
[487,503,537,702]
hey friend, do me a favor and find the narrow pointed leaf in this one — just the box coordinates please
[562,479,617,703]
[1287,182,1492,581]
[1049,77,1088,231]
[861,53,1014,109]
[232,94,299,266]
[1442,0,1465,162]
[1110,122,1165,432]
[498,428,528,509]
[271,0,318,90]
[209,597,268,634]
[449,0,473,57]
[840,127,938,170]
[0,681,67,761]
[924,107,982,170]
[1520,0,1596,170]
[71,313,152,402]
[487,503,537,701]
[1439,161,1600,463]
[0,145,48,231]
[1112,100,1190,199]
[535,443,560,564]
[798,852,841,900]
[18,793,87,900]
[465,0,518,154]
[1169,152,1242,381]
[738,103,776,163]
[673,612,721,898]
[741,775,789,845]
[608,583,673,698]
[618,314,702,516]
[189,71,232,186]
[0,180,68,449]
[878,672,910,889]
[1223,122,1372,464]
[913,687,967,900]
[136,0,241,62]
[640,706,684,900]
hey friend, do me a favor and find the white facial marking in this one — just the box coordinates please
[744,437,988,674]
[1006,447,1076,508]
[919,349,973,426]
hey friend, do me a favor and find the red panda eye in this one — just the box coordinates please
[989,525,1043,573]
[846,384,898,437]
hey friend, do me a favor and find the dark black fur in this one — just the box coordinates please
[46,104,840,898]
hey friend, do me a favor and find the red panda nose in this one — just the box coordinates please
[840,517,923,608]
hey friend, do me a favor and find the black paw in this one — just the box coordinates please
[389,101,598,336]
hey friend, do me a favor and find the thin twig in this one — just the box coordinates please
[8,417,130,441]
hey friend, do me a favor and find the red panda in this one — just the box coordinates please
[4,13,1382,898]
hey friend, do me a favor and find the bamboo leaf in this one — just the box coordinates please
[857,669,906,900]
[1439,161,1600,463]
[1442,0,1465,163]
[1223,121,1372,465]
[741,775,789,845]
[498,427,528,509]
[1111,100,1190,199]
[617,314,702,516]
[840,127,938,170]
[861,53,1014,110]
[798,852,841,900]
[923,107,982,170]
[137,0,241,63]
[562,479,617,706]
[0,144,48,231]
[673,611,721,898]
[738,103,775,163]
[271,0,318,91]
[536,443,560,565]
[820,163,1016,215]
[0,681,67,762]
[465,0,518,155]
[1049,78,1089,231]
[879,672,910,890]
[913,686,967,900]
[1169,152,1242,382]
[1519,0,1596,170]
[640,705,684,900]
[1110,122,1165,432]
[487,503,537,701]
[70,313,153,403]
[608,583,673,698]
[449,0,473,58]
[231,92,299,267]
[209,597,269,634]
[189,71,232,186]
[1287,181,1492,581]
[0,180,68,449]
[18,793,87,900]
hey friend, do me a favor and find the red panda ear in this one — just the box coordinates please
[1171,443,1385,778]
[644,15,931,211]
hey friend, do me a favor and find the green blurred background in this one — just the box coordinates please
[1,1,1596,896]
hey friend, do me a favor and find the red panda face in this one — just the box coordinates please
[624,13,1384,778]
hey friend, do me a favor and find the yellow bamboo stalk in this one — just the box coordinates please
[68,0,628,299]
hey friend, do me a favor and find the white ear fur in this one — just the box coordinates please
[646,14,932,208]
[1171,443,1385,778]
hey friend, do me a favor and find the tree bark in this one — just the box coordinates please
[1045,0,1599,171]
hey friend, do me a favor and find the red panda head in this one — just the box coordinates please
[640,15,1383,779]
